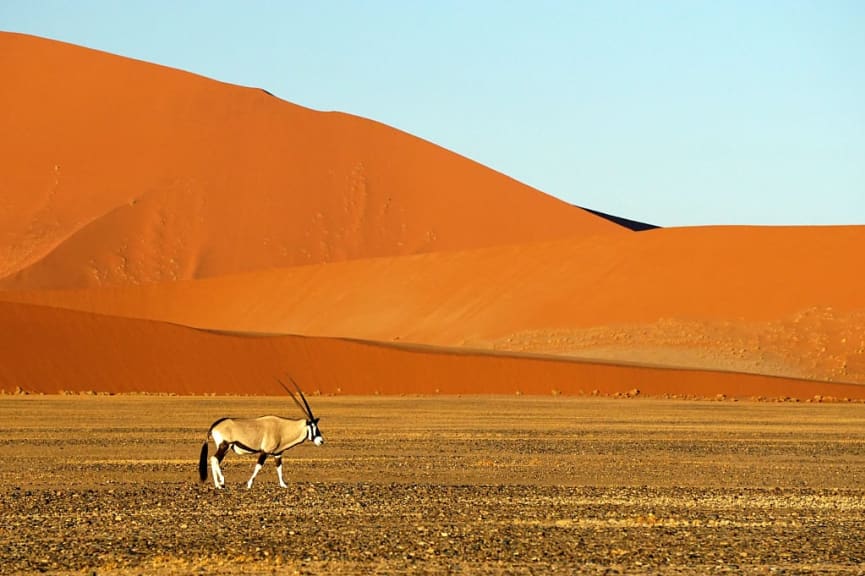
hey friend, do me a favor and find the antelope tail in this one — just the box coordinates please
[198,441,209,482]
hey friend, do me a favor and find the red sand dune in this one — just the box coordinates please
[7,225,865,384]
[3,300,863,400]
[0,32,622,291]
[1,32,863,398]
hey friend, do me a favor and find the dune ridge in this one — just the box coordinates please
[1,32,862,397]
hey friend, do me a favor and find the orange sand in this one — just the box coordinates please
[7,226,864,384]
[1,32,863,398]
[0,32,621,291]
[3,301,863,400]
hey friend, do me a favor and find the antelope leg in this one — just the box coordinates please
[275,455,288,488]
[246,453,268,489]
[211,442,229,489]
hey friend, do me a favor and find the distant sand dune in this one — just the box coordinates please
[4,227,863,384]
[0,32,622,290]
[0,32,862,396]
[2,301,862,400]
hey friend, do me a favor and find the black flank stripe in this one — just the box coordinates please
[233,441,260,454]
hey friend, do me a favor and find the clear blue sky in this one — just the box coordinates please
[3,1,863,226]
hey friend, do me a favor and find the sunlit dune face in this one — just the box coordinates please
[0,32,624,291]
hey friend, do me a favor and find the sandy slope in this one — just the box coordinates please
[5,226,865,384]
[2,300,863,399]
[0,32,622,290]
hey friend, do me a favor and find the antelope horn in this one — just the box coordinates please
[275,377,310,419]
[289,376,315,420]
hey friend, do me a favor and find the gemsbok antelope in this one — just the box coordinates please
[198,378,324,489]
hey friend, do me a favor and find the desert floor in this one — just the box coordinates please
[1,395,864,575]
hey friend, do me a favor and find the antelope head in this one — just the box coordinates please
[277,377,324,446]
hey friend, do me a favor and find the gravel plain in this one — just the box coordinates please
[1,395,864,575]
